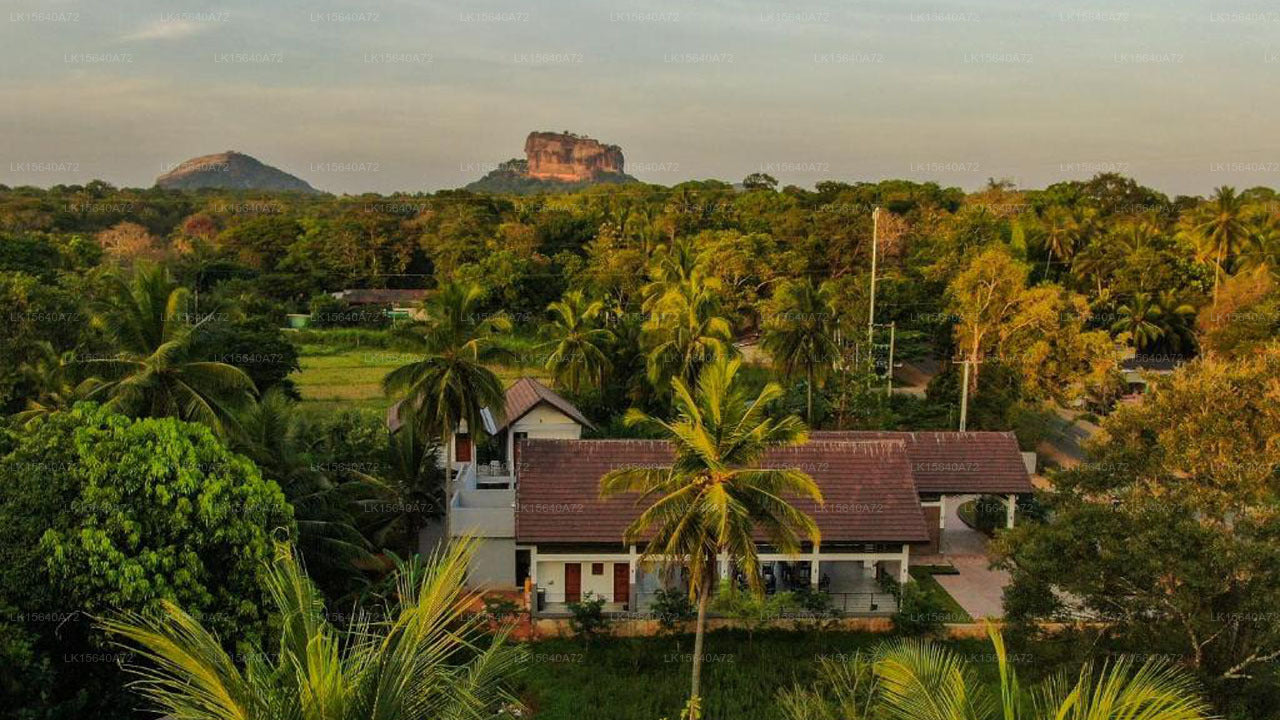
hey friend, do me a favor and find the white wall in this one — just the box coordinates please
[536,560,626,602]
[513,405,583,439]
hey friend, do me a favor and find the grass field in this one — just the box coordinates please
[517,629,1002,720]
[289,335,553,413]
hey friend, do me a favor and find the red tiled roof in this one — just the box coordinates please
[495,377,595,431]
[515,439,929,545]
[810,431,1032,494]
[387,376,593,433]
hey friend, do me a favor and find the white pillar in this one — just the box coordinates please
[899,544,910,584]
[938,494,947,530]
[629,544,638,610]
[717,552,729,579]
[810,544,821,587]
[507,429,514,477]
[1006,494,1016,529]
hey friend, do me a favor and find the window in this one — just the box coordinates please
[591,563,604,575]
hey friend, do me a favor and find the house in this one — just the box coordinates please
[391,378,1034,616]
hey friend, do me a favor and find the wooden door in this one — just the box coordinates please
[612,563,630,607]
[455,433,472,462]
[564,563,581,603]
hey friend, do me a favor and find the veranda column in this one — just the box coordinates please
[1005,494,1016,529]
[899,544,910,584]
[810,544,821,587]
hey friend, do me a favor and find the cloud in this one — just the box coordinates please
[121,19,207,42]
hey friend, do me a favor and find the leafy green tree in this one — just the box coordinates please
[0,405,292,719]
[82,265,256,436]
[761,278,841,423]
[601,356,821,714]
[102,539,524,720]
[541,290,615,395]
[995,349,1280,685]
[1195,267,1280,358]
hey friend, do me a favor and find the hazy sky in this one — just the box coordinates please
[2,0,1277,195]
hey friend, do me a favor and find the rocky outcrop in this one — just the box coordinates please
[156,151,319,193]
[524,131,625,181]
[465,132,636,194]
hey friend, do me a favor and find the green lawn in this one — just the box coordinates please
[908,565,972,623]
[517,629,1000,720]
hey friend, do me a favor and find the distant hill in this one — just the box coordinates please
[465,132,638,195]
[156,151,320,193]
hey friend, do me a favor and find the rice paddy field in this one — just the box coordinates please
[287,330,552,413]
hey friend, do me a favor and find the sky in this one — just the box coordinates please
[1,0,1277,196]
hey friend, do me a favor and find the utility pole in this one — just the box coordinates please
[886,321,895,396]
[867,206,880,347]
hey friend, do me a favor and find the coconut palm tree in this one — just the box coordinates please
[600,355,822,716]
[1186,186,1249,304]
[642,273,735,398]
[761,279,842,423]
[82,265,255,436]
[236,388,373,597]
[781,624,1211,720]
[383,281,509,538]
[10,340,97,426]
[1039,206,1080,277]
[1238,218,1280,278]
[353,402,446,556]
[541,290,615,395]
[1110,292,1165,350]
[102,539,525,720]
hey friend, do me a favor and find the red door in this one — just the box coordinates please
[455,433,472,462]
[613,563,630,607]
[564,563,581,603]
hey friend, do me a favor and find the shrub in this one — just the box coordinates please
[710,581,798,640]
[308,295,392,329]
[892,582,948,636]
[567,592,609,641]
[649,588,696,633]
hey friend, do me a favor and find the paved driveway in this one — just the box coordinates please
[930,496,1011,619]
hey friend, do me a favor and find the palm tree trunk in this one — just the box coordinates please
[1044,246,1053,277]
[690,571,712,707]
[806,366,814,423]
[1213,245,1223,305]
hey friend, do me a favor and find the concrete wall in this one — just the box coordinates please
[468,538,516,589]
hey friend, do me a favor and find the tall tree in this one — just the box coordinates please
[102,540,524,720]
[642,272,734,398]
[995,348,1280,684]
[383,281,508,539]
[541,289,614,395]
[1186,186,1249,304]
[83,265,256,437]
[600,356,821,715]
[761,278,841,422]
